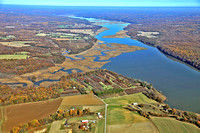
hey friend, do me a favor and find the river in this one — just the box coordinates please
[82,18,200,113]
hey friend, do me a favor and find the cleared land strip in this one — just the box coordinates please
[0,106,3,133]
[94,95,107,133]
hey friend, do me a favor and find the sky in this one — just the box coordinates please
[1,0,200,7]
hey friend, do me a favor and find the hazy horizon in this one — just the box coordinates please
[1,0,200,7]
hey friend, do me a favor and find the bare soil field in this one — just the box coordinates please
[60,94,104,106]
[2,98,62,133]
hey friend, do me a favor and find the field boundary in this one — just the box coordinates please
[94,95,107,133]
[0,106,3,133]
[149,118,160,133]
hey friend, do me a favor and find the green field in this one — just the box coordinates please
[107,105,148,125]
[107,105,158,133]
[152,117,200,133]
[104,93,157,105]
[14,52,29,55]
[36,33,47,36]
[0,54,28,59]
[95,119,105,133]
[0,41,34,47]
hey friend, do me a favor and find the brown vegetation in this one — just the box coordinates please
[60,94,104,106]
[2,98,62,132]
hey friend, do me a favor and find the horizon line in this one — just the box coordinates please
[1,4,200,7]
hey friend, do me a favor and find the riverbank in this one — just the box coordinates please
[135,36,200,71]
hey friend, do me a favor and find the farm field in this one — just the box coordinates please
[95,119,105,133]
[49,121,62,133]
[0,107,3,132]
[60,94,104,106]
[107,105,158,133]
[0,41,34,47]
[2,98,62,133]
[0,54,28,59]
[83,105,105,112]
[152,117,200,133]
[104,92,157,105]
[108,122,158,133]
[107,105,148,125]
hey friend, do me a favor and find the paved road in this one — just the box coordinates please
[105,104,107,133]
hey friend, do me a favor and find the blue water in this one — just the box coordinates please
[90,19,200,113]
[49,68,83,74]
[0,82,27,87]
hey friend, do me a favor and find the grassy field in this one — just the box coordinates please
[83,105,105,112]
[95,119,105,133]
[49,121,62,133]
[36,33,47,36]
[15,52,29,55]
[108,122,158,133]
[104,93,157,105]
[107,105,148,125]
[107,105,158,133]
[2,98,62,132]
[0,41,34,47]
[0,54,28,59]
[152,117,200,133]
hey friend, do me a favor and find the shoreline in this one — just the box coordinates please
[157,46,200,71]
[135,37,200,71]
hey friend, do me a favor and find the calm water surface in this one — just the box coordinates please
[90,19,200,113]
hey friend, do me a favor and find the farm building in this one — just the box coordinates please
[132,103,138,106]
[81,120,89,123]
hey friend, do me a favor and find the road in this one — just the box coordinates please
[105,104,107,133]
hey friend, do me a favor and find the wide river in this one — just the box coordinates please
[82,17,200,113]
